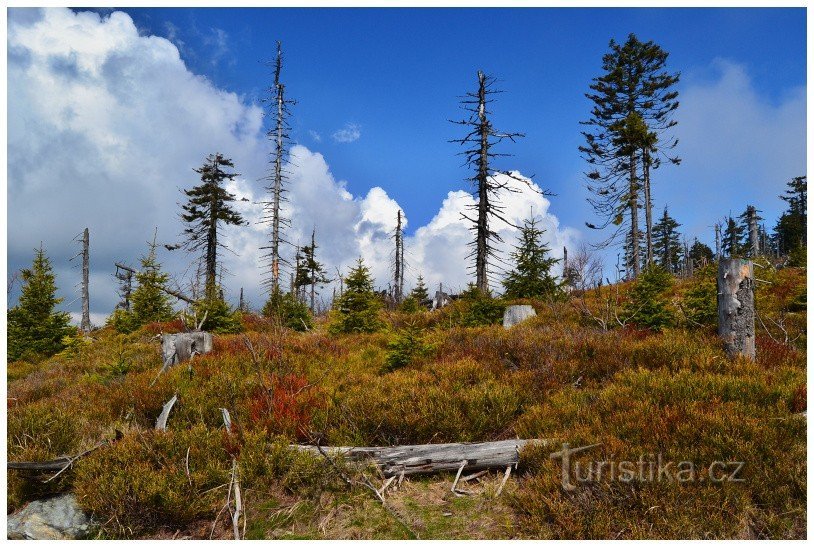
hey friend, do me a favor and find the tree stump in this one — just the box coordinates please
[717,258,755,360]
[503,305,537,329]
[161,332,213,369]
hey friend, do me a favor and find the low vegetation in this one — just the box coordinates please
[6,266,806,539]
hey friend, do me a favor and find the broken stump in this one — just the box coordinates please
[503,305,537,329]
[717,258,755,360]
[161,332,213,369]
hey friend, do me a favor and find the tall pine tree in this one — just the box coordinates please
[181,153,246,300]
[581,34,680,278]
[8,246,74,361]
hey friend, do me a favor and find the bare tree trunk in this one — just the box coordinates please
[643,148,654,267]
[271,42,285,293]
[394,210,404,303]
[629,152,641,278]
[206,155,220,298]
[295,439,549,477]
[80,228,91,333]
[747,205,759,257]
[717,258,755,360]
[309,229,316,312]
[239,287,245,312]
[476,71,490,293]
[714,223,721,261]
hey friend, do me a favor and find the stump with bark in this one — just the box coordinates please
[717,258,755,360]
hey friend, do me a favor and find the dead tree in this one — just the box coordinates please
[746,205,760,257]
[114,262,195,305]
[717,258,755,360]
[714,222,722,261]
[261,41,296,293]
[451,71,531,293]
[296,438,549,477]
[70,228,91,332]
[393,210,405,303]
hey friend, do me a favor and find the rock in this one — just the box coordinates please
[502,305,537,329]
[7,494,92,540]
[161,331,213,368]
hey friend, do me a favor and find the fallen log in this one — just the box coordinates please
[293,438,549,477]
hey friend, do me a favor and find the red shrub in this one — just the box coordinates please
[141,319,185,335]
[791,385,806,413]
[247,373,325,441]
[756,334,800,368]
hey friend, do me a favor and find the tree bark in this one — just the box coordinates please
[80,228,91,333]
[717,258,755,360]
[294,439,549,477]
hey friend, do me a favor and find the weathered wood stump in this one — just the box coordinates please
[717,258,755,360]
[502,305,536,329]
[294,439,549,477]
[161,332,213,369]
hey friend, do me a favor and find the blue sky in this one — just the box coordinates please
[7,7,807,320]
[119,7,806,233]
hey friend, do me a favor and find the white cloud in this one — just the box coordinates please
[308,129,322,142]
[654,59,806,239]
[331,123,361,143]
[7,8,577,318]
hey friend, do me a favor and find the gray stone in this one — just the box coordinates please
[7,494,92,540]
[161,331,213,368]
[502,305,537,329]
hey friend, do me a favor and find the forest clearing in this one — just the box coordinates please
[6,6,807,541]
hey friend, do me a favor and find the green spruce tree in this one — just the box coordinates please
[502,216,560,299]
[409,275,429,302]
[131,236,176,326]
[623,264,674,331]
[722,215,744,257]
[329,258,383,334]
[8,246,74,361]
[262,287,313,331]
[653,206,682,273]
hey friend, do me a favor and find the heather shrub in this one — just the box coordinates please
[512,367,806,539]
[74,427,231,537]
[320,359,530,445]
[7,401,82,510]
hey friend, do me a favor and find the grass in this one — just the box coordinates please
[6,267,807,538]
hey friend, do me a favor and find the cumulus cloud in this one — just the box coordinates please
[331,123,361,143]
[654,59,805,238]
[7,7,577,321]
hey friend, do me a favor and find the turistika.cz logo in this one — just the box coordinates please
[549,443,745,491]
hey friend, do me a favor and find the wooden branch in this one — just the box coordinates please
[293,438,548,477]
[8,434,119,474]
[155,394,178,431]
